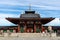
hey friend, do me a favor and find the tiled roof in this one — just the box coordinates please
[20,14,40,18]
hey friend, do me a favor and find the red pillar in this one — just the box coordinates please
[41,26,45,33]
[24,23,26,32]
[17,24,20,33]
[34,24,36,33]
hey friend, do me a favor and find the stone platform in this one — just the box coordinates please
[0,33,59,40]
[0,37,60,40]
[0,33,56,37]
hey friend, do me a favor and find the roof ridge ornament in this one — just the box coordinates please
[29,4,31,11]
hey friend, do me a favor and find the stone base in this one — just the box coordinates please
[0,33,57,37]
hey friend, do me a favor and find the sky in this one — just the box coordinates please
[0,0,60,26]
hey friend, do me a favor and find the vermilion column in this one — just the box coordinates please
[34,23,36,33]
[17,24,20,33]
[41,26,45,33]
[24,23,26,32]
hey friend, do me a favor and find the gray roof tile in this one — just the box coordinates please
[20,14,40,18]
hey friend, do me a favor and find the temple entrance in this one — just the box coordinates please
[26,24,34,33]
[27,28,33,33]
[20,24,25,33]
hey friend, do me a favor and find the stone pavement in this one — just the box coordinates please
[0,37,60,40]
[0,33,59,40]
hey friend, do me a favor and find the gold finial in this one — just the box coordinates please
[29,4,31,10]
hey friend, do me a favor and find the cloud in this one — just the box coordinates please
[44,18,60,26]
[0,0,20,5]
[0,13,19,18]
[0,17,16,26]
[0,0,60,10]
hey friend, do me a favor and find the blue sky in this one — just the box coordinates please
[0,0,60,26]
